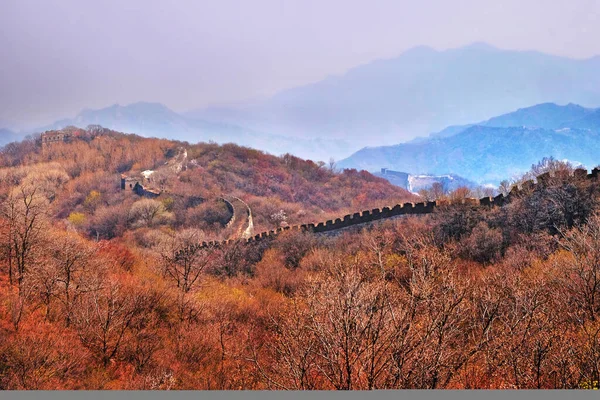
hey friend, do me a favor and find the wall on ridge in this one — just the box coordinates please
[218,198,236,228]
[203,167,600,249]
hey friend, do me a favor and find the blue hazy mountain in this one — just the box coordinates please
[36,102,353,162]
[187,43,600,149]
[420,102,599,141]
[337,103,600,184]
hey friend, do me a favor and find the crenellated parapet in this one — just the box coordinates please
[190,167,600,250]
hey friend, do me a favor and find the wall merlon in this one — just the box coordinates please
[371,208,382,219]
[493,194,505,205]
[413,202,426,213]
[480,197,493,206]
[415,202,435,213]
[402,203,414,213]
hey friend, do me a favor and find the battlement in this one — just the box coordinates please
[188,167,600,250]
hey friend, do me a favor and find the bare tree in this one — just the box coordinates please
[557,213,600,322]
[328,158,337,172]
[72,278,161,367]
[50,231,101,326]
[158,229,214,294]
[498,180,513,196]
[0,183,49,291]
[156,229,216,321]
[129,199,172,228]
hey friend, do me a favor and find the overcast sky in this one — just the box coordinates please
[1,0,599,129]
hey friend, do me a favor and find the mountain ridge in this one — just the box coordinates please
[338,103,600,184]
[27,102,353,162]
[186,43,600,148]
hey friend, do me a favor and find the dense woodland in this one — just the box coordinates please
[0,128,599,389]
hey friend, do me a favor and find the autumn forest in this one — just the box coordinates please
[1,127,599,390]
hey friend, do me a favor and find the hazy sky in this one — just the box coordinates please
[1,0,599,129]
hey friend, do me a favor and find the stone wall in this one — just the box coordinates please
[217,197,236,229]
[197,167,599,249]
[120,174,161,198]
[132,182,160,198]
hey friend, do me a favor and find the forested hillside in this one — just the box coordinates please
[1,128,600,389]
[0,127,413,239]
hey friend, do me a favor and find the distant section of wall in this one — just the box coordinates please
[219,198,236,228]
[380,168,409,178]
[120,174,161,198]
[223,196,254,240]
[132,182,160,198]
[378,168,410,189]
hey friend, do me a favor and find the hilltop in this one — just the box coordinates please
[31,102,353,162]
[0,127,415,239]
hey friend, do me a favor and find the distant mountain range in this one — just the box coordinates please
[28,102,353,161]
[187,43,600,149]
[338,103,600,184]
[3,43,600,166]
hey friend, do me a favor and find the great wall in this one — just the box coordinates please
[38,128,600,251]
[185,167,600,251]
[220,196,254,240]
